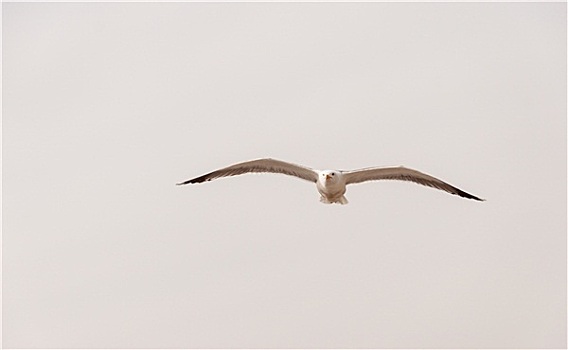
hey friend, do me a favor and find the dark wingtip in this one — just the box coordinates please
[458,190,485,201]
[176,173,211,186]
[176,179,195,186]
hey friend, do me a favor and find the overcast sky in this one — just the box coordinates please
[3,2,566,349]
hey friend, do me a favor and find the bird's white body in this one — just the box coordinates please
[316,170,348,204]
[177,158,484,204]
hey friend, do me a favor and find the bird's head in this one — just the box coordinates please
[321,170,341,184]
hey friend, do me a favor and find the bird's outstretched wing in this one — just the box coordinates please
[343,166,484,201]
[177,158,319,185]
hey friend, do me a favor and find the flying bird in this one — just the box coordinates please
[177,158,484,204]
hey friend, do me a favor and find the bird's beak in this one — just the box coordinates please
[325,174,332,180]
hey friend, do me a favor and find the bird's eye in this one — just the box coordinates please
[331,172,335,176]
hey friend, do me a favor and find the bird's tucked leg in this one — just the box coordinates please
[320,196,349,205]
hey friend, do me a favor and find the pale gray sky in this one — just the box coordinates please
[3,2,566,349]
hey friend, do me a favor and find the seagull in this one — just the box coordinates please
[177,158,484,204]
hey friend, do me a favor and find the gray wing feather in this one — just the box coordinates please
[177,158,319,185]
[344,166,484,201]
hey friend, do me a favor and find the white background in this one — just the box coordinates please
[3,3,566,348]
